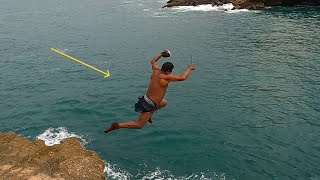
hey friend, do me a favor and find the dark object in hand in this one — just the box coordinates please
[161,50,171,57]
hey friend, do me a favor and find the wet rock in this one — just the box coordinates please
[212,0,231,6]
[0,132,105,180]
[238,1,265,10]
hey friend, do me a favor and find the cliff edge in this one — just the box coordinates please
[0,132,105,180]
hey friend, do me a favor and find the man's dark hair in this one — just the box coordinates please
[161,62,174,72]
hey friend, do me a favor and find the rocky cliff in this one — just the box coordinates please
[0,132,105,180]
[164,0,320,9]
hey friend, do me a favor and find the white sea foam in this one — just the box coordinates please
[104,162,131,180]
[104,162,227,180]
[170,3,234,12]
[141,170,226,180]
[226,9,250,13]
[169,3,251,13]
[36,127,88,146]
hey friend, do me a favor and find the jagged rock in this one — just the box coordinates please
[212,0,231,6]
[238,1,265,9]
[0,132,105,180]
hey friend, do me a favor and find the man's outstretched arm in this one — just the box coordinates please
[165,64,195,82]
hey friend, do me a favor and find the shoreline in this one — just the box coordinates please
[163,0,320,10]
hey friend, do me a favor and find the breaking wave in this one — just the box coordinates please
[36,127,88,146]
[171,4,234,12]
[169,3,250,13]
[104,162,228,180]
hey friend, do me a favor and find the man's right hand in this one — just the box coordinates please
[188,64,195,70]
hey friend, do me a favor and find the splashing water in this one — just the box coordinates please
[104,162,227,180]
[36,127,88,146]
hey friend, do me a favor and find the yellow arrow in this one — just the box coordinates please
[51,48,110,78]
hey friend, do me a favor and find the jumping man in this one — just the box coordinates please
[104,49,195,133]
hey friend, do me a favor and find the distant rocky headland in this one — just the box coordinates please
[0,132,105,180]
[164,0,320,10]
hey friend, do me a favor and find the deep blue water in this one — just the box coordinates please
[1,0,320,179]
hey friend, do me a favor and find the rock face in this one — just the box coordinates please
[164,0,320,9]
[0,132,105,180]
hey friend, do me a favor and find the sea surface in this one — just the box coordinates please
[1,0,320,179]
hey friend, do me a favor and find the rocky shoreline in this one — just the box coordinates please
[164,0,320,10]
[0,132,105,180]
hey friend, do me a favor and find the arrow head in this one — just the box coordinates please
[104,70,111,78]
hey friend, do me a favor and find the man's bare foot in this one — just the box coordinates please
[104,122,119,133]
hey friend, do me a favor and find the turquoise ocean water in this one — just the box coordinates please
[1,0,320,179]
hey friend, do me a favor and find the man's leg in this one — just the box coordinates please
[104,112,153,133]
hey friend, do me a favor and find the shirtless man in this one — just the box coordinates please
[104,49,195,133]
